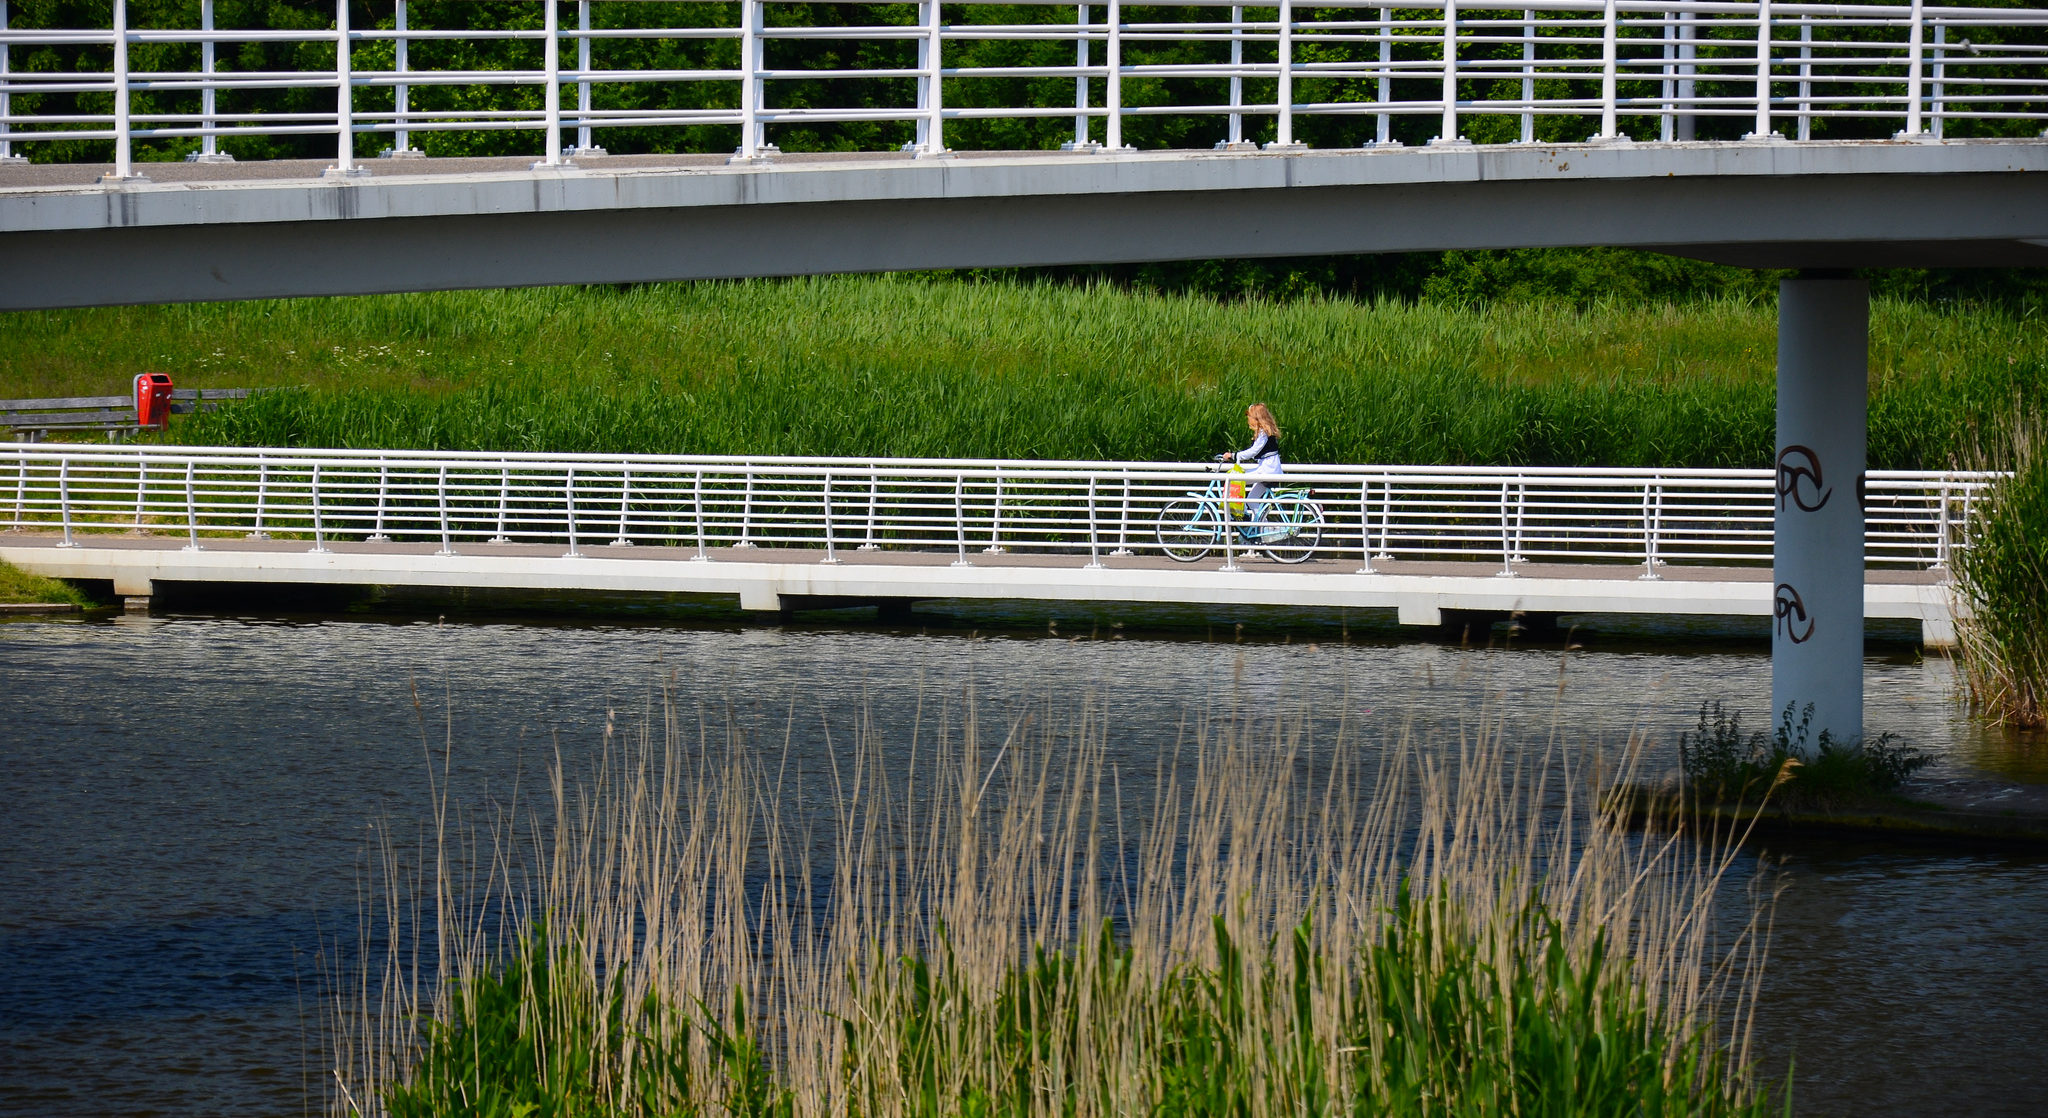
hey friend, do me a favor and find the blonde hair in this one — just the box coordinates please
[1246,403,1280,438]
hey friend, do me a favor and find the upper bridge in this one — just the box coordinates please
[1,0,2044,308]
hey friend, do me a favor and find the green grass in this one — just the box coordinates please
[5,275,2042,467]
[0,559,92,607]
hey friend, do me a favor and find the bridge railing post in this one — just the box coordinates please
[367,462,390,541]
[248,458,271,539]
[821,472,840,563]
[1523,8,1536,144]
[734,0,761,161]
[106,0,138,183]
[1929,477,1952,570]
[1496,479,1516,576]
[1639,479,1663,580]
[1432,0,1464,145]
[540,0,566,167]
[183,460,202,552]
[194,0,229,163]
[1745,0,1780,140]
[564,466,582,557]
[329,0,359,176]
[914,0,947,157]
[735,469,756,547]
[1661,8,1673,141]
[1111,468,1133,555]
[1677,8,1696,140]
[1597,0,1618,139]
[1085,474,1104,568]
[131,457,150,534]
[1356,479,1375,574]
[1070,4,1092,148]
[388,0,417,157]
[694,469,712,561]
[1270,0,1298,149]
[1932,21,1946,139]
[309,462,329,553]
[8,449,28,531]
[1512,477,1529,564]
[1377,7,1393,146]
[1798,15,1812,140]
[0,1,15,165]
[861,471,881,550]
[1899,0,1928,138]
[611,467,632,546]
[1226,4,1244,146]
[985,472,1006,553]
[573,0,604,156]
[1106,0,1124,149]
[436,464,455,555]
[56,457,76,547]
[488,464,510,543]
[954,473,972,566]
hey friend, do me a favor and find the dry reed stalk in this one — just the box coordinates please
[1951,411,2048,727]
[330,679,1774,1118]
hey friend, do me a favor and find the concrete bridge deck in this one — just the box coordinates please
[0,531,1959,644]
[4,139,2044,309]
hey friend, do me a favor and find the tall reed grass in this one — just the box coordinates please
[6,275,2041,467]
[330,686,1778,1117]
[1953,420,2048,727]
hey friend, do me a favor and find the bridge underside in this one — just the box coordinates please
[0,141,2042,309]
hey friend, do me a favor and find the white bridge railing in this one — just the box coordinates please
[0,444,1994,575]
[0,0,2042,179]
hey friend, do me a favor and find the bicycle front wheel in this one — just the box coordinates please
[1156,497,1216,562]
[1262,496,1325,564]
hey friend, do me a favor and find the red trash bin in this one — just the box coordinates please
[134,373,174,429]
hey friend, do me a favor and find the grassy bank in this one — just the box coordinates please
[0,559,91,607]
[5,276,2043,467]
[333,690,1777,1117]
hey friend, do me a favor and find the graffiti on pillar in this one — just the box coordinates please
[1773,583,1815,643]
[1775,445,1833,512]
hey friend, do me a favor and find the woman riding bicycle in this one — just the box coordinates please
[1217,403,1284,528]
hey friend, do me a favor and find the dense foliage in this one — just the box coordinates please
[6,277,2041,466]
[1953,429,2048,726]
[1678,701,1930,807]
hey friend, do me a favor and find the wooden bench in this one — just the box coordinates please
[1,388,256,442]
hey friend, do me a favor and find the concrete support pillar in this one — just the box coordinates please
[1772,275,1868,747]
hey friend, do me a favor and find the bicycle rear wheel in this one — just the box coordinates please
[1262,496,1324,564]
[1155,497,1216,562]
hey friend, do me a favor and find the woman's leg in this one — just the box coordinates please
[1247,481,1271,527]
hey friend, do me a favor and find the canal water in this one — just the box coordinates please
[3,601,2045,1117]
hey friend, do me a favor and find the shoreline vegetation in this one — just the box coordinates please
[1952,418,2048,727]
[331,689,1780,1118]
[2,272,2042,467]
[0,559,93,608]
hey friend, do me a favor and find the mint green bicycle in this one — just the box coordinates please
[1154,463,1325,564]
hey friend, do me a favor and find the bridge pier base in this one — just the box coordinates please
[1773,274,1868,747]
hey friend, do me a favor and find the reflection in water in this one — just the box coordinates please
[1,609,2044,1116]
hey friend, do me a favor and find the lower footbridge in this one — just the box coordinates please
[1,445,1976,644]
